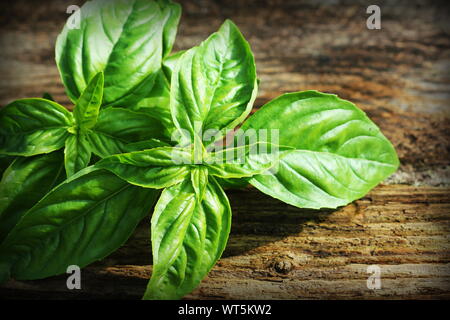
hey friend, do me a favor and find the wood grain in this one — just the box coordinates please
[0,0,449,299]
[1,185,449,299]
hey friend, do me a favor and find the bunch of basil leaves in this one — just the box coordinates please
[0,0,398,300]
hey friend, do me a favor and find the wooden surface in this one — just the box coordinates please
[0,0,449,299]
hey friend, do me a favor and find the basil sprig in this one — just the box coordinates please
[94,20,282,298]
[0,0,182,286]
[0,72,165,177]
[0,0,399,301]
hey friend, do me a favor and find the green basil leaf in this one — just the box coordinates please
[88,107,166,158]
[96,147,191,189]
[160,1,182,58]
[64,134,92,177]
[241,91,399,209]
[170,20,257,144]
[206,142,288,179]
[252,150,398,209]
[0,167,158,281]
[0,99,73,156]
[0,151,65,243]
[191,166,208,201]
[56,0,181,107]
[73,72,103,130]
[143,175,231,300]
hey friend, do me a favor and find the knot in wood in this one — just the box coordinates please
[273,260,292,274]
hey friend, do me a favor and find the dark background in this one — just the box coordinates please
[0,0,449,299]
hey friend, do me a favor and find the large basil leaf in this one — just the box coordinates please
[73,72,103,130]
[170,20,257,144]
[240,91,399,209]
[96,147,191,188]
[0,167,158,282]
[0,151,65,243]
[143,175,231,300]
[0,99,73,156]
[64,134,92,177]
[87,107,167,158]
[56,0,181,107]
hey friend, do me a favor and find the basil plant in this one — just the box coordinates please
[0,0,398,300]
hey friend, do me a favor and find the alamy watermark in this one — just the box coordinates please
[366,5,381,30]
[366,265,382,290]
[66,5,81,30]
[66,265,81,290]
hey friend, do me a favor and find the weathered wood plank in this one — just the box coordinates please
[1,185,449,299]
[1,1,449,112]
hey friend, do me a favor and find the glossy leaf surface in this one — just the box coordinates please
[56,0,181,107]
[0,151,65,242]
[0,99,73,156]
[144,176,231,299]
[73,72,103,130]
[241,91,399,209]
[64,134,92,177]
[170,20,257,144]
[0,167,158,281]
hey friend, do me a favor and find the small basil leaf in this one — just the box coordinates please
[241,91,399,209]
[88,107,166,158]
[206,142,288,179]
[73,72,103,130]
[0,167,158,281]
[96,147,191,189]
[0,99,73,156]
[191,166,208,202]
[64,134,92,177]
[170,20,257,144]
[0,151,65,242]
[143,176,231,300]
[56,0,181,107]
